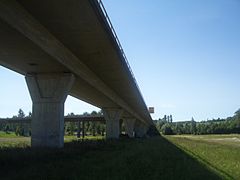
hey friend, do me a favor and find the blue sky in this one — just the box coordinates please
[0,0,240,121]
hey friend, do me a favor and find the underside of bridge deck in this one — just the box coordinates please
[0,0,155,147]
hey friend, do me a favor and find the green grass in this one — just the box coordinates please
[0,131,30,148]
[0,131,104,147]
[166,134,240,180]
[0,131,18,138]
[64,135,104,142]
[0,135,220,180]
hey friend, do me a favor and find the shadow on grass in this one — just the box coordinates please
[0,137,222,180]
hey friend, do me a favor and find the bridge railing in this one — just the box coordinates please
[96,0,144,99]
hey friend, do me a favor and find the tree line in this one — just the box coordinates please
[155,109,240,135]
[0,109,31,136]
[65,111,106,137]
[0,109,106,137]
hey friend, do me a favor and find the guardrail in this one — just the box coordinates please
[96,0,144,98]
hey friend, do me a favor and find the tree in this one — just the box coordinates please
[235,109,240,124]
[164,115,167,122]
[68,122,76,135]
[161,124,174,135]
[235,109,240,117]
[91,111,98,116]
[18,109,25,118]
[83,112,90,116]
[16,109,25,136]
[183,123,191,134]
[191,117,197,135]
[4,124,10,134]
[174,123,183,135]
[67,112,75,117]
[170,115,173,123]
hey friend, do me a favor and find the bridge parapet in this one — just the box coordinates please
[95,0,145,103]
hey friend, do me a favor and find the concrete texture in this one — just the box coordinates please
[0,0,154,146]
[23,123,31,136]
[0,0,152,126]
[134,121,148,138]
[103,108,123,139]
[25,73,75,148]
[123,118,136,138]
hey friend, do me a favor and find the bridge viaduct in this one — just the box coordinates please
[0,0,154,148]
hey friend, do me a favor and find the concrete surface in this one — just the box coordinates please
[26,73,75,148]
[0,0,155,147]
[103,108,123,139]
[123,118,136,138]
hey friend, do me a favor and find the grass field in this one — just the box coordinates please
[0,131,30,148]
[166,134,240,180]
[0,132,239,179]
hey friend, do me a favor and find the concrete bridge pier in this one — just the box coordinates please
[25,73,75,148]
[103,108,123,139]
[23,122,31,137]
[123,118,136,138]
[134,121,148,138]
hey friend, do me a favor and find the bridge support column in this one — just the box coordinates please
[23,122,31,137]
[119,119,123,134]
[123,118,136,138]
[25,73,75,148]
[134,121,148,138]
[103,108,123,139]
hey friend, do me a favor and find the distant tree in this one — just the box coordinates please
[164,115,167,122]
[156,108,240,135]
[156,118,167,131]
[196,123,205,135]
[174,123,183,135]
[191,117,197,135]
[170,115,173,123]
[91,111,98,116]
[16,109,25,136]
[161,124,174,135]
[183,123,191,134]
[83,112,90,116]
[18,109,25,118]
[67,112,75,117]
[65,122,75,135]
[4,124,10,134]
[235,109,240,117]
[235,109,240,128]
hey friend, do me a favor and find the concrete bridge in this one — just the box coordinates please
[0,0,154,148]
[0,116,105,138]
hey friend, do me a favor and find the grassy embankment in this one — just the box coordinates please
[166,134,240,180]
[0,131,239,179]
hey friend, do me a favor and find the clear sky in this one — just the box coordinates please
[0,0,240,121]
